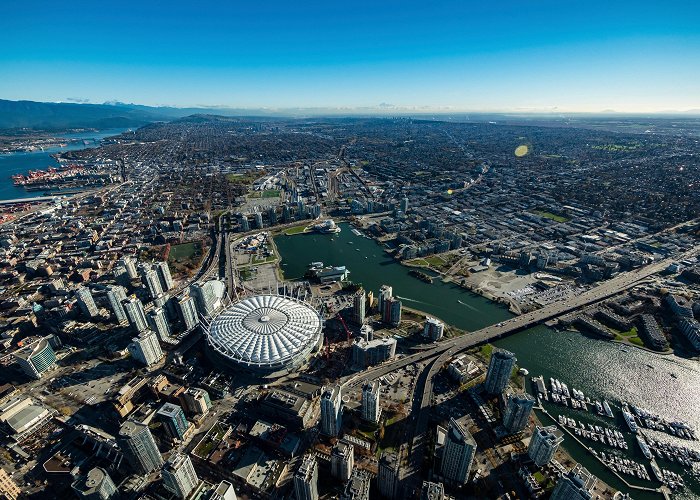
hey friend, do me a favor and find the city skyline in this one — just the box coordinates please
[1,0,699,112]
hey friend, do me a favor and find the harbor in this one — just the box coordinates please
[0,128,128,200]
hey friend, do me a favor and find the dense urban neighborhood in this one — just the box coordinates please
[0,115,699,500]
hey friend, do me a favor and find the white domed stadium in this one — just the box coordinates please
[205,294,323,376]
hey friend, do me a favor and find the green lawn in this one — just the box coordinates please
[629,336,645,347]
[169,241,201,261]
[533,210,569,223]
[226,172,261,185]
[534,471,546,484]
[477,343,494,361]
[424,255,447,267]
[405,258,429,267]
[252,255,276,264]
[284,225,308,235]
[620,327,638,337]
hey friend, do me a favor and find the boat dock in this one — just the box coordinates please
[540,407,669,498]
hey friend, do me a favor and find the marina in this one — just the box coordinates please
[540,374,700,495]
[276,224,700,498]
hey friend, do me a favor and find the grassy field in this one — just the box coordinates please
[629,336,645,347]
[168,241,205,276]
[169,241,201,260]
[533,210,569,223]
[424,255,447,267]
[404,258,429,267]
[252,255,276,264]
[284,225,308,235]
[613,326,639,342]
[476,343,494,361]
[248,189,280,199]
[226,171,261,185]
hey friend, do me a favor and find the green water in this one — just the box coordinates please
[276,225,512,330]
[275,223,700,499]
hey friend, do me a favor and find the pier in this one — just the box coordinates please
[540,407,670,498]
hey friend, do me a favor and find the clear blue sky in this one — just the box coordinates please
[1,0,699,112]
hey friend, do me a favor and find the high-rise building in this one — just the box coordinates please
[440,418,476,485]
[123,297,149,333]
[331,441,354,482]
[177,295,199,331]
[503,393,536,434]
[528,425,564,467]
[119,256,138,280]
[118,420,163,474]
[210,481,237,500]
[162,452,199,499]
[179,387,212,416]
[128,330,163,367]
[0,468,20,500]
[254,211,264,229]
[377,285,392,312]
[71,467,117,499]
[339,469,371,500]
[13,336,56,379]
[399,196,409,213]
[419,481,444,500]
[423,317,444,340]
[147,307,172,342]
[154,261,174,292]
[140,264,163,299]
[267,206,277,226]
[352,337,396,368]
[382,297,402,326]
[294,455,319,500]
[351,289,366,325]
[361,381,380,423]
[190,282,216,318]
[106,285,128,324]
[377,452,401,499]
[320,385,343,436]
[484,349,516,394]
[75,287,99,318]
[240,214,250,232]
[113,265,131,287]
[157,402,190,440]
[550,464,597,500]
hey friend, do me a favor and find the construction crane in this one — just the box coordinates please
[336,313,352,346]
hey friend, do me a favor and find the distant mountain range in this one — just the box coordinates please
[0,99,171,130]
[1,99,699,131]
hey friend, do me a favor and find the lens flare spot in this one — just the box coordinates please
[515,145,529,157]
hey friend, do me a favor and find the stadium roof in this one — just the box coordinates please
[207,294,322,370]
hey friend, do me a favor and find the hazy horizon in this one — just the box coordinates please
[2,1,699,113]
